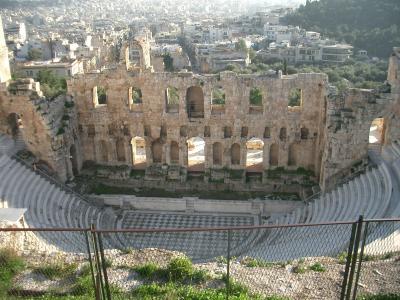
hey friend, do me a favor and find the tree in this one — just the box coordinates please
[163,54,174,72]
[36,70,67,100]
[27,48,42,61]
[235,39,247,53]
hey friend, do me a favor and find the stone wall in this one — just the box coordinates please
[69,67,328,182]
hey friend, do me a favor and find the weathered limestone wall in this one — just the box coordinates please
[0,16,11,83]
[69,67,328,179]
[0,79,81,181]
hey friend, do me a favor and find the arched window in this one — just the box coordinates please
[131,137,146,169]
[231,143,240,165]
[213,142,223,165]
[186,86,204,118]
[116,139,126,162]
[270,144,279,166]
[246,138,264,172]
[170,141,179,164]
[152,139,163,163]
[187,137,205,171]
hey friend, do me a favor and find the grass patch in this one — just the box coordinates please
[292,264,306,274]
[337,251,348,264]
[0,248,25,296]
[134,263,159,279]
[241,257,275,268]
[32,263,77,280]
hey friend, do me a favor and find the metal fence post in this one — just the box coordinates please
[226,229,232,300]
[340,220,358,300]
[91,224,106,299]
[84,230,99,299]
[97,230,112,300]
[352,221,369,300]
[345,216,364,300]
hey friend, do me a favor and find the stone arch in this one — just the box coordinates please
[131,136,146,169]
[279,127,287,141]
[170,141,179,164]
[288,143,298,166]
[152,139,163,163]
[187,136,205,171]
[213,142,223,165]
[7,113,21,137]
[369,117,386,145]
[270,143,279,166]
[116,138,126,162]
[264,127,271,139]
[186,86,204,118]
[99,140,108,162]
[70,144,79,176]
[231,143,241,165]
[246,138,264,172]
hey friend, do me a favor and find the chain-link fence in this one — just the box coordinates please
[353,219,400,300]
[0,218,399,300]
[0,228,96,299]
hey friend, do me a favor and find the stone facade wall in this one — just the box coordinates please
[69,67,328,181]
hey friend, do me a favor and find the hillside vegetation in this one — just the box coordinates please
[283,0,400,58]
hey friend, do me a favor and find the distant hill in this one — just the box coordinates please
[282,0,400,58]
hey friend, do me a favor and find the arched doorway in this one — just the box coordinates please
[369,118,386,145]
[152,139,163,163]
[99,140,108,162]
[116,138,126,162]
[186,86,204,118]
[231,143,241,165]
[246,138,264,172]
[288,143,299,166]
[170,141,179,164]
[131,137,147,169]
[70,145,79,176]
[270,144,279,166]
[187,137,205,171]
[213,142,223,166]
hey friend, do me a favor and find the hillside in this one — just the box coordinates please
[282,0,400,58]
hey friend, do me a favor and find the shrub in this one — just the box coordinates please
[134,263,159,279]
[337,251,348,264]
[309,262,326,272]
[166,256,194,282]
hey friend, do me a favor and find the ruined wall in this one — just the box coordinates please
[0,79,81,181]
[320,48,400,190]
[69,67,328,180]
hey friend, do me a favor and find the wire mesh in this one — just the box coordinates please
[99,230,229,299]
[356,220,400,298]
[0,229,94,299]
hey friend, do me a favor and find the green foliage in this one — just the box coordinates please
[212,87,226,105]
[288,88,302,107]
[165,256,195,282]
[0,248,25,296]
[32,263,77,280]
[241,257,274,268]
[163,53,174,72]
[249,87,262,106]
[132,87,142,103]
[97,87,107,104]
[27,48,42,61]
[166,86,179,105]
[36,70,67,100]
[57,127,65,135]
[309,262,326,272]
[235,39,248,53]
[134,263,159,279]
[130,169,146,178]
[282,0,400,58]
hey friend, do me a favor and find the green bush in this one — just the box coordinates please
[249,87,262,106]
[134,263,159,279]
[166,256,194,282]
[309,262,326,272]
